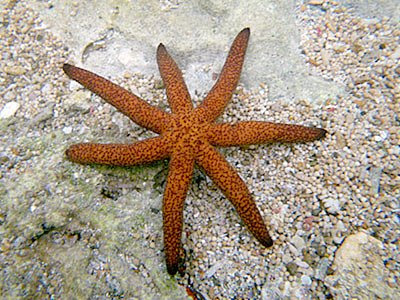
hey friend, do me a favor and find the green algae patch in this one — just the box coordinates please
[1,130,187,298]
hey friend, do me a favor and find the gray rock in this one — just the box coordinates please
[28,0,345,103]
[325,232,399,298]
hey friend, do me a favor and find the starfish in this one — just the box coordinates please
[63,28,326,275]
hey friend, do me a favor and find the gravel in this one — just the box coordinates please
[1,0,398,299]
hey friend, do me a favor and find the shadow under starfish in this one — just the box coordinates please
[63,28,327,275]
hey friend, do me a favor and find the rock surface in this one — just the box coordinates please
[325,232,399,299]
[29,0,345,102]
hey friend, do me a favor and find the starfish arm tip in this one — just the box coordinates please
[321,128,328,137]
[65,144,85,163]
[65,145,74,160]
[157,43,166,52]
[62,63,73,74]
[261,237,273,248]
[167,264,178,276]
[316,128,328,140]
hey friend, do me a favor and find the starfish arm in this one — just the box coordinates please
[208,121,327,147]
[66,136,170,166]
[195,28,250,122]
[63,64,171,134]
[195,141,273,247]
[157,44,193,114]
[163,147,195,275]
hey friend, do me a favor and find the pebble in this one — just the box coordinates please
[308,0,324,5]
[296,260,310,269]
[369,167,382,195]
[322,197,341,214]
[390,46,400,59]
[316,244,327,257]
[4,90,16,101]
[291,235,306,252]
[204,259,227,278]
[63,126,73,134]
[3,65,27,75]
[30,106,54,125]
[0,101,20,118]
[315,257,330,280]
[286,262,298,275]
[301,275,312,286]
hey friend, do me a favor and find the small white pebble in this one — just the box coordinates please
[301,275,312,286]
[0,101,20,118]
[63,126,73,134]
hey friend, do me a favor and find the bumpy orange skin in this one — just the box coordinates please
[63,28,327,275]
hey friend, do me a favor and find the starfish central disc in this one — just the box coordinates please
[164,114,209,149]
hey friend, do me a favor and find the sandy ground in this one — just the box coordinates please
[0,0,399,299]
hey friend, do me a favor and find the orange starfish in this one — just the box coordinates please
[63,28,326,275]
